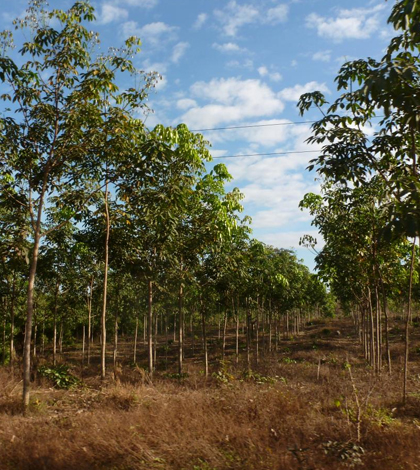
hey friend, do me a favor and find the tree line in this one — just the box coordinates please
[298,0,420,403]
[0,1,333,412]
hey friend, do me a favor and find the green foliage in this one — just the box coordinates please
[163,372,189,380]
[282,357,297,365]
[322,441,365,467]
[38,364,81,389]
[241,370,281,385]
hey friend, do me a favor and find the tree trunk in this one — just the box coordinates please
[87,276,93,365]
[148,279,153,375]
[101,179,110,380]
[201,301,208,377]
[268,297,272,353]
[246,299,251,371]
[178,282,184,375]
[2,306,6,366]
[10,272,16,371]
[404,237,416,404]
[82,325,85,368]
[255,299,259,364]
[133,315,138,364]
[113,308,118,379]
[222,308,228,360]
[53,280,59,366]
[381,283,391,374]
[153,310,158,367]
[23,223,43,410]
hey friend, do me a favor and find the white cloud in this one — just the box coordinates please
[176,98,197,110]
[171,42,189,63]
[265,4,289,24]
[179,77,285,129]
[226,59,254,69]
[306,5,386,42]
[193,12,208,29]
[119,0,158,8]
[213,123,324,251]
[279,81,330,102]
[252,207,309,228]
[122,21,177,47]
[214,1,260,36]
[312,50,331,62]
[97,4,128,25]
[212,42,248,54]
[214,1,290,36]
[258,66,282,82]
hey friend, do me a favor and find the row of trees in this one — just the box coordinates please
[298,0,420,401]
[0,1,333,411]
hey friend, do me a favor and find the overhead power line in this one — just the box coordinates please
[190,120,316,132]
[213,149,318,159]
[190,115,384,133]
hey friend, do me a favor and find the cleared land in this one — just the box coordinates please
[1,317,420,470]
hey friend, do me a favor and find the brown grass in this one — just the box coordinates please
[1,317,420,469]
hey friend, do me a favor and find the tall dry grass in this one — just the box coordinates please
[0,317,419,469]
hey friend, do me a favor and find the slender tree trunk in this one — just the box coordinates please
[82,325,85,367]
[148,279,153,375]
[255,299,259,364]
[246,299,251,371]
[33,322,37,358]
[234,297,239,364]
[41,321,45,356]
[235,314,239,364]
[10,273,16,371]
[23,222,43,410]
[375,284,381,373]
[222,307,228,360]
[87,276,93,365]
[404,237,416,404]
[173,314,176,342]
[368,289,376,369]
[201,301,208,377]
[268,297,272,353]
[133,315,138,364]
[113,308,118,379]
[262,298,266,353]
[53,280,59,366]
[381,283,391,374]
[153,310,158,367]
[191,312,195,356]
[59,317,64,355]
[101,178,110,381]
[2,305,6,365]
[178,282,184,375]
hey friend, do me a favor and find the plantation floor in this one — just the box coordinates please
[1,317,420,469]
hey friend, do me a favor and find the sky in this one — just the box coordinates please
[0,0,396,270]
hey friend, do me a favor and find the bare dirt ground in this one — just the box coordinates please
[1,316,420,470]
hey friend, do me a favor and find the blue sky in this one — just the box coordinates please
[1,0,395,270]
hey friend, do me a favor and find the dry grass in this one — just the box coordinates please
[1,318,420,469]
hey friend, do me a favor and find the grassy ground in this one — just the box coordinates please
[1,317,420,469]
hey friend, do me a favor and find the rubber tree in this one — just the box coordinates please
[0,1,157,410]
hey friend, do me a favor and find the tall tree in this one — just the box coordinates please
[0,0,155,409]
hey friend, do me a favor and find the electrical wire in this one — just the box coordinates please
[213,150,318,159]
[190,120,317,132]
[190,115,384,133]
